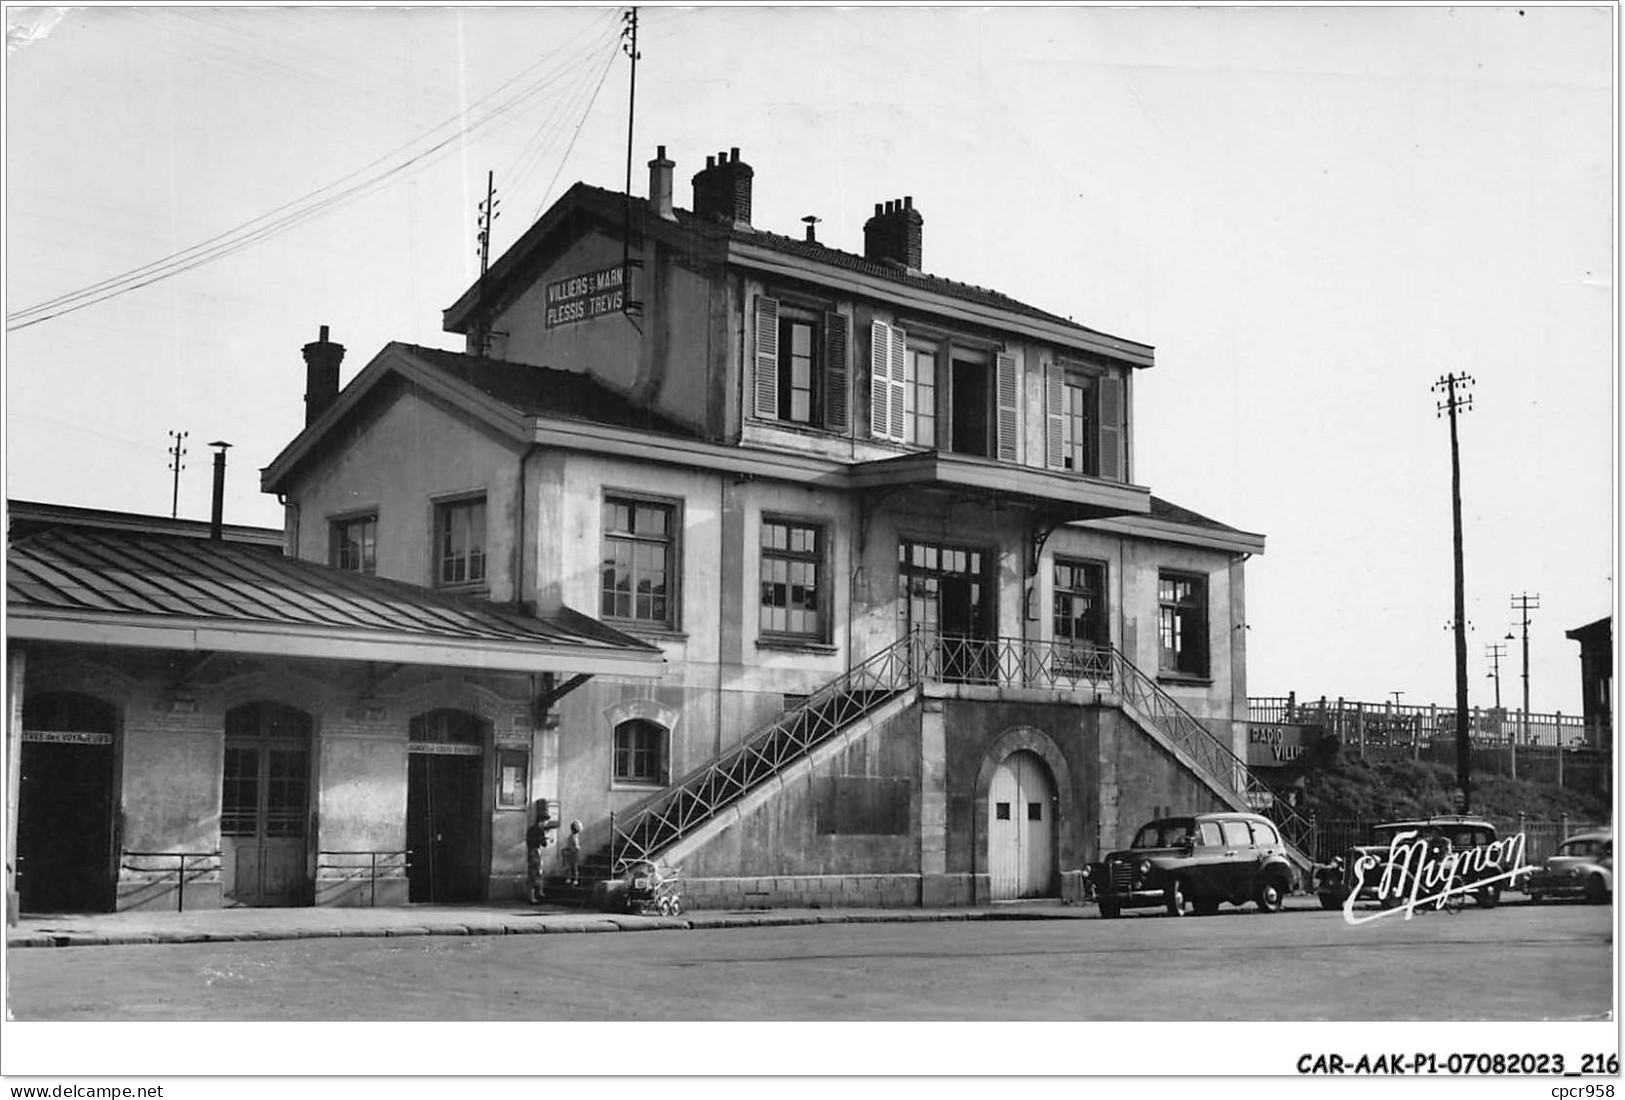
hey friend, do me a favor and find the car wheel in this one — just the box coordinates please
[1165,879,1195,917]
[1318,893,1343,911]
[1586,875,1610,905]
[1257,879,1285,913]
[1098,899,1120,919]
[1527,892,1543,905]
[1475,883,1500,909]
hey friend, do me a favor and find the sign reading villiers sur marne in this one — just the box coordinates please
[545,265,624,328]
[1343,828,1537,926]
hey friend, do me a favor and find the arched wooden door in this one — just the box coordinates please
[17,692,118,912]
[987,750,1057,900]
[222,702,312,907]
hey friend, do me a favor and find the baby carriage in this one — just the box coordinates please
[618,858,684,916]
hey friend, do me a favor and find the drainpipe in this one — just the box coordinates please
[208,441,232,540]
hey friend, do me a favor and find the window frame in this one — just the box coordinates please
[758,515,830,643]
[612,718,670,787]
[600,492,682,632]
[433,494,488,592]
[777,311,822,426]
[1157,569,1211,680]
[1052,557,1108,650]
[329,510,379,575]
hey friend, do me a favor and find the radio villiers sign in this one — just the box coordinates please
[545,265,625,328]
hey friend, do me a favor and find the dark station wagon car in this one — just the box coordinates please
[1091,811,1297,918]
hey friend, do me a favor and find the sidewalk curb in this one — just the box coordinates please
[7,904,1101,950]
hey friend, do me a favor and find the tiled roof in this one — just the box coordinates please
[578,185,1117,338]
[1147,496,1246,535]
[7,527,661,671]
[398,344,699,437]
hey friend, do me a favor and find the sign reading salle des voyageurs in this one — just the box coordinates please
[545,265,624,328]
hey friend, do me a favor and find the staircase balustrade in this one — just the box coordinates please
[608,633,1311,873]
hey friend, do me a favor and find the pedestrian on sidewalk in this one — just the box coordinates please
[525,800,559,904]
[562,820,583,887]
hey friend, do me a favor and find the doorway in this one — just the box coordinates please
[16,692,118,912]
[987,750,1056,900]
[900,539,994,681]
[406,709,486,903]
[222,702,311,907]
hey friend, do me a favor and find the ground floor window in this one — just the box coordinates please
[1053,559,1107,648]
[614,718,669,785]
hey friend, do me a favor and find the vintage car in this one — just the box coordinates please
[1315,815,1511,910]
[1091,811,1297,918]
[1525,830,1612,904]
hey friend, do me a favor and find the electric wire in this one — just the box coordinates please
[7,9,623,332]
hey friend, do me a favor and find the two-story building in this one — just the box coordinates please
[258,144,1279,909]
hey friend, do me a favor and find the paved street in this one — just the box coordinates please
[6,899,1611,1022]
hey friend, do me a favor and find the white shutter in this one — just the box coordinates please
[1098,373,1124,481]
[888,325,907,441]
[754,296,780,419]
[995,352,1019,463]
[1045,363,1066,469]
[870,321,891,439]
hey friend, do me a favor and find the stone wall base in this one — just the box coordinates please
[314,874,409,908]
[117,875,222,912]
[680,873,926,910]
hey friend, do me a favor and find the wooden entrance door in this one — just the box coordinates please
[987,751,1056,900]
[900,540,993,681]
[406,709,486,903]
[222,702,311,907]
[17,692,118,912]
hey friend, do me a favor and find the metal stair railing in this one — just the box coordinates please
[609,631,926,869]
[1103,647,1316,867]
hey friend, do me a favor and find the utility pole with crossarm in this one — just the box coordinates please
[1433,372,1474,812]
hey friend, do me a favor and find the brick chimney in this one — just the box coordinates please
[302,325,345,427]
[691,147,753,228]
[863,196,924,272]
[648,144,676,221]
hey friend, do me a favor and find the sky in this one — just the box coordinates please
[4,3,1617,718]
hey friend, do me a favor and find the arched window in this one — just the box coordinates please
[613,719,668,785]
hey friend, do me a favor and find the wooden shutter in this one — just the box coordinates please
[754,296,780,419]
[1045,363,1066,469]
[823,311,850,432]
[888,325,907,442]
[995,352,1019,462]
[870,321,892,439]
[1098,373,1124,481]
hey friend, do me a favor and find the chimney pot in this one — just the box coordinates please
[730,146,740,160]
[692,146,753,227]
[648,144,676,221]
[863,197,925,272]
[302,325,346,428]
[904,196,913,209]
[706,155,716,169]
[657,144,666,158]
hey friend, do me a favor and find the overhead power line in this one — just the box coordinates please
[8,9,623,332]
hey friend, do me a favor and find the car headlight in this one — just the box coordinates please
[1137,860,1151,877]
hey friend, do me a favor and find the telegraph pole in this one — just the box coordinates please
[472,170,500,358]
[1433,372,1474,812]
[620,6,644,318]
[167,430,188,519]
[1485,641,1507,711]
[1510,592,1540,746]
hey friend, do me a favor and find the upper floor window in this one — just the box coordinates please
[753,296,850,432]
[1046,362,1125,481]
[1054,559,1106,648]
[871,321,1017,461]
[601,496,678,628]
[331,513,377,575]
[436,497,486,590]
[1158,571,1209,678]
[760,518,826,640]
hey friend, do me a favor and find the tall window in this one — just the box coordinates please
[905,346,937,446]
[436,497,486,589]
[779,317,818,423]
[1158,572,1209,677]
[601,496,678,628]
[1047,363,1124,481]
[1060,378,1094,473]
[613,719,668,785]
[331,514,377,575]
[760,519,826,640]
[1054,559,1106,648]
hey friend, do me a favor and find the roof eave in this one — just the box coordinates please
[1077,513,1266,556]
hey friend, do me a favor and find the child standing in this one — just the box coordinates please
[562,820,583,886]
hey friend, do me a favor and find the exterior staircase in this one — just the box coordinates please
[592,632,1316,891]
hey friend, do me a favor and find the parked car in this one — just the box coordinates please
[1091,811,1297,918]
[1525,830,1612,904]
[1315,815,1509,911]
